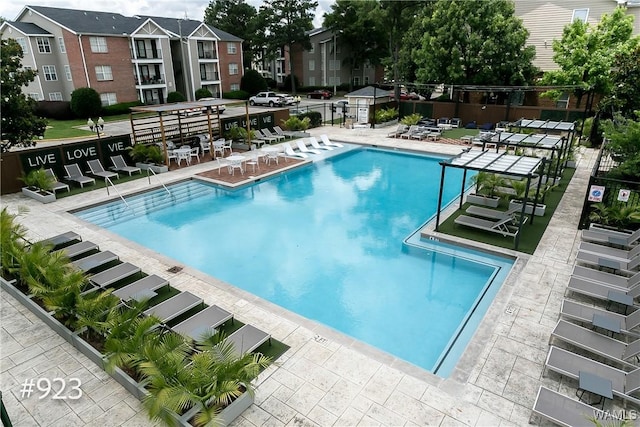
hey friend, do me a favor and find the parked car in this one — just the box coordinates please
[307,89,332,100]
[276,93,296,105]
[249,91,285,107]
[196,97,226,113]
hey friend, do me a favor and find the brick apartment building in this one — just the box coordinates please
[0,5,244,105]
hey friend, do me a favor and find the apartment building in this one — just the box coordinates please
[0,5,243,105]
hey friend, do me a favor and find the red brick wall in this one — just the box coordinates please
[218,41,242,92]
[63,30,89,88]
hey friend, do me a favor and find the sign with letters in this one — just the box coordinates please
[19,147,62,174]
[221,113,275,132]
[588,185,605,202]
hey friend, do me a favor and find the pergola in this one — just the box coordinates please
[436,149,545,250]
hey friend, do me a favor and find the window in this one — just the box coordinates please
[58,37,66,53]
[354,77,360,86]
[228,63,239,75]
[230,83,240,91]
[36,37,51,53]
[135,40,147,58]
[308,59,315,71]
[49,92,63,101]
[95,65,113,81]
[308,77,316,86]
[556,92,570,109]
[16,37,28,54]
[42,65,57,81]
[227,43,237,54]
[329,60,340,71]
[90,37,108,53]
[28,93,41,101]
[572,8,589,23]
[64,65,72,81]
[100,93,117,106]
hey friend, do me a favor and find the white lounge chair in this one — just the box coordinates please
[579,241,640,263]
[399,125,418,139]
[566,274,640,303]
[43,168,70,193]
[282,142,307,159]
[572,264,640,290]
[387,124,408,138]
[576,249,640,273]
[582,226,640,249]
[308,137,333,151]
[64,164,96,188]
[320,134,343,147]
[454,215,519,239]
[559,299,640,333]
[255,129,277,143]
[87,159,118,180]
[296,140,321,155]
[110,155,141,176]
[262,128,285,142]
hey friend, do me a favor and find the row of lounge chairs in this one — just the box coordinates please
[41,155,141,192]
[282,135,343,160]
[532,223,640,425]
[453,204,523,240]
[41,231,271,355]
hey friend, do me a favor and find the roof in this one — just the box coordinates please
[514,119,575,132]
[493,133,565,150]
[3,21,52,36]
[27,5,139,35]
[442,149,544,177]
[130,99,227,114]
[135,15,200,37]
[345,86,392,98]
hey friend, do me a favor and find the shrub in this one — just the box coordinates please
[281,116,311,131]
[70,87,102,118]
[400,113,421,125]
[265,77,277,89]
[282,74,300,92]
[166,91,186,103]
[101,101,143,116]
[223,90,249,100]
[375,108,398,123]
[195,88,213,100]
[297,111,322,128]
[241,69,268,95]
[35,101,74,120]
[20,168,54,191]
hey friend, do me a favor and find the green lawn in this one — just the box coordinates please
[43,114,134,140]
[436,167,575,254]
[442,128,479,139]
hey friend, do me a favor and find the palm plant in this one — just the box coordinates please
[471,172,505,198]
[589,203,640,230]
[0,207,29,278]
[74,290,120,338]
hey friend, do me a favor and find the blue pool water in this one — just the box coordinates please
[75,147,513,376]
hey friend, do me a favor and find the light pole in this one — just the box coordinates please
[87,117,105,138]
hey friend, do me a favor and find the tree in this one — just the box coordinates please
[240,69,268,94]
[323,0,387,92]
[259,0,318,95]
[599,39,640,118]
[539,7,635,107]
[1,38,47,152]
[204,0,260,67]
[414,0,537,88]
[70,87,102,118]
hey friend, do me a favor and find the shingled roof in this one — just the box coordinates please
[3,21,52,36]
[27,5,139,35]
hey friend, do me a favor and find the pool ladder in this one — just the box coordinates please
[105,177,131,210]
[146,168,172,196]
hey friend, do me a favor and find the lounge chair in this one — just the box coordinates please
[387,124,408,138]
[40,231,81,249]
[559,299,640,333]
[262,128,285,142]
[255,129,277,143]
[465,205,522,222]
[579,241,640,263]
[274,126,295,139]
[531,386,620,427]
[89,262,141,289]
[544,346,640,406]
[54,241,98,259]
[308,137,333,151]
[566,274,640,303]
[113,274,169,301]
[87,159,119,180]
[582,227,640,249]
[550,319,640,369]
[172,305,233,341]
[282,142,307,160]
[572,265,640,290]
[63,164,96,188]
[110,155,141,176]
[576,249,640,273]
[71,251,119,273]
[143,291,203,323]
[453,215,519,239]
[296,140,321,155]
[43,169,70,193]
[224,324,271,356]
[320,134,343,147]
[399,125,418,139]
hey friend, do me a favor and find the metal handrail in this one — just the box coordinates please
[146,167,171,195]
[105,177,130,209]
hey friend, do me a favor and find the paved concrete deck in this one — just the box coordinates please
[1,124,599,426]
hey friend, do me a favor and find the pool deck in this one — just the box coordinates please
[1,124,599,426]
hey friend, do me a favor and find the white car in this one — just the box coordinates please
[249,91,285,107]
[277,93,296,105]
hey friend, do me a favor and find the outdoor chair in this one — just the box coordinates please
[530,386,619,427]
[224,324,270,356]
[43,168,70,193]
[559,299,640,333]
[450,118,462,128]
[198,135,211,157]
[566,274,640,303]
[40,231,82,249]
[213,157,231,175]
[582,226,640,249]
[54,241,98,259]
[88,262,141,290]
[213,138,225,158]
[399,125,419,139]
[71,251,119,273]
[172,305,233,341]
[255,129,277,143]
[274,125,296,139]
[465,205,522,222]
[453,215,519,239]
[576,249,640,273]
[263,128,284,141]
[579,241,640,263]
[320,134,343,147]
[143,291,203,324]
[87,159,119,180]
[387,124,408,138]
[282,142,307,160]
[309,137,333,151]
[110,155,141,176]
[113,274,169,302]
[223,139,233,155]
[572,265,640,290]
[63,164,96,188]
[296,140,320,155]
[190,147,200,163]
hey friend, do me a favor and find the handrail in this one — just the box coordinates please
[105,177,130,209]
[146,167,171,195]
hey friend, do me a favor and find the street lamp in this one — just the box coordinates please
[87,117,105,138]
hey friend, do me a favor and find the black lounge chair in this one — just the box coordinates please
[54,241,98,259]
[87,159,118,180]
[172,305,233,341]
[71,251,118,273]
[63,164,95,188]
[531,386,619,427]
[143,291,203,323]
[224,324,270,356]
[40,231,81,249]
[113,274,168,301]
[110,155,141,176]
[89,262,141,289]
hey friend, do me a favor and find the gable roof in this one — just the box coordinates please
[137,15,242,41]
[2,21,52,36]
[26,5,139,35]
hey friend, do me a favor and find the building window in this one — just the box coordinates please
[308,59,315,71]
[227,43,237,54]
[572,8,589,23]
[58,37,66,53]
[308,76,315,86]
[100,93,117,106]
[329,60,340,71]
[16,37,28,54]
[229,63,239,75]
[28,93,41,100]
[49,92,63,101]
[354,77,360,86]
[90,36,108,53]
[36,37,51,53]
[556,92,570,109]
[230,83,240,91]
[95,65,113,81]
[42,65,57,81]
[64,65,72,81]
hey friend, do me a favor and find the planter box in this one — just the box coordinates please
[178,391,254,427]
[136,163,168,174]
[22,187,56,204]
[110,366,148,400]
[291,131,310,138]
[73,330,106,368]
[466,193,500,208]
[509,200,546,217]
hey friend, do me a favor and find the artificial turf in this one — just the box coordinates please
[436,166,576,254]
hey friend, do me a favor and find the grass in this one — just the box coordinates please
[436,167,575,254]
[442,128,479,139]
[43,114,134,140]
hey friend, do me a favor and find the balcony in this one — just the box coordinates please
[135,75,166,86]
[200,73,220,82]
[198,51,217,60]
[131,49,163,60]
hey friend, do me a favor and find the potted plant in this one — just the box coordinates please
[20,168,56,203]
[128,144,168,173]
[508,179,547,217]
[466,172,504,207]
[588,203,640,232]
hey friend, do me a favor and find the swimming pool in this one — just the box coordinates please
[75,147,513,376]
